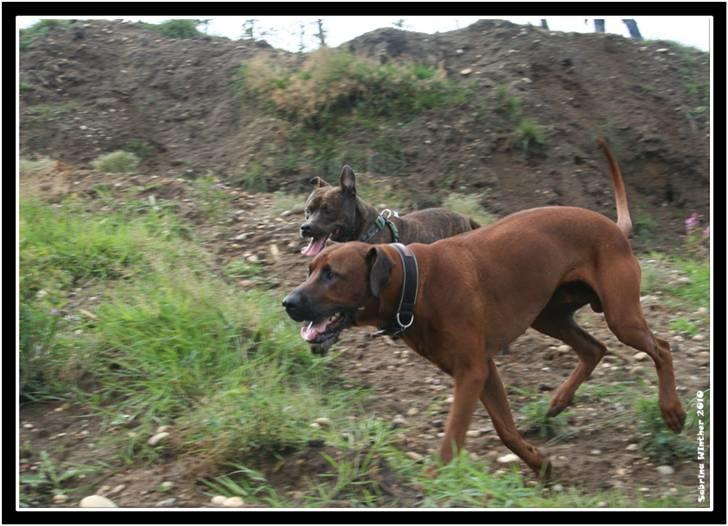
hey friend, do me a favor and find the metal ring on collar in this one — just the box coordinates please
[396,312,414,329]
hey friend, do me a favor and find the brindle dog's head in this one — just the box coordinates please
[300,165,360,257]
[283,242,395,349]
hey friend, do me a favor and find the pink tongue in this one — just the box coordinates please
[301,236,327,256]
[300,319,331,341]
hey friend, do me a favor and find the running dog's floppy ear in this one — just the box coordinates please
[309,176,329,188]
[366,247,393,297]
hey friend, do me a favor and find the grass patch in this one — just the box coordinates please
[19,451,106,506]
[519,399,571,440]
[91,150,140,173]
[26,101,80,119]
[19,157,55,175]
[633,212,660,242]
[201,464,283,506]
[20,194,356,470]
[238,48,468,129]
[192,173,233,223]
[442,193,495,226]
[495,85,522,121]
[154,19,205,40]
[669,317,699,337]
[639,253,709,311]
[123,138,154,160]
[20,19,71,49]
[223,259,263,280]
[235,162,269,192]
[513,118,546,157]
[634,394,706,464]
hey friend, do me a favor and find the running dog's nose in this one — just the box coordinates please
[282,291,306,320]
[300,223,313,237]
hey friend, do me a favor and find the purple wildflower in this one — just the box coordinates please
[685,212,700,230]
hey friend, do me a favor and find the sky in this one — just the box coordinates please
[18,15,711,53]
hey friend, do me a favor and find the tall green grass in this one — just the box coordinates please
[19,196,354,467]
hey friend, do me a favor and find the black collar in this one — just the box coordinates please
[375,243,419,339]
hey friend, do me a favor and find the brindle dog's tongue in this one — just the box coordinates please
[301,235,328,256]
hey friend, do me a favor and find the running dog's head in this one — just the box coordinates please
[283,242,396,348]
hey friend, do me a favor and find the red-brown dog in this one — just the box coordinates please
[282,139,686,477]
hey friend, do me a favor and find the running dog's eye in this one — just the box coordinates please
[322,266,335,281]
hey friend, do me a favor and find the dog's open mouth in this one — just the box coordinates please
[300,310,352,344]
[301,228,342,257]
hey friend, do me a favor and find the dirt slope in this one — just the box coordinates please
[19,19,709,247]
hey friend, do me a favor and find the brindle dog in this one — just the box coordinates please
[300,165,479,257]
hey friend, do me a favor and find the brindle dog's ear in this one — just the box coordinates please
[309,176,329,188]
[366,247,393,297]
[339,165,356,197]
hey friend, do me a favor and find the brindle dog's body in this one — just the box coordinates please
[299,166,477,256]
[283,140,686,478]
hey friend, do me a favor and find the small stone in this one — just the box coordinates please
[557,344,571,353]
[656,48,669,53]
[147,432,170,446]
[158,481,174,492]
[156,425,170,434]
[80,495,117,508]
[590,449,602,455]
[455,48,464,54]
[626,443,639,451]
[157,497,176,507]
[657,465,675,475]
[23,423,34,429]
[466,429,481,438]
[53,494,69,504]
[406,407,419,417]
[313,417,331,428]
[692,334,705,341]
[109,484,125,495]
[309,422,320,430]
[460,68,473,76]
[629,365,645,376]
[211,495,227,506]
[633,352,648,361]
[406,451,424,462]
[245,254,259,263]
[223,496,244,508]
[392,415,407,427]
[552,483,564,492]
[269,244,280,261]
[496,453,520,464]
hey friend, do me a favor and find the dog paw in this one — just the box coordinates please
[661,401,687,433]
[546,395,572,417]
[537,457,553,482]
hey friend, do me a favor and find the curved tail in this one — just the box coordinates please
[597,137,632,237]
